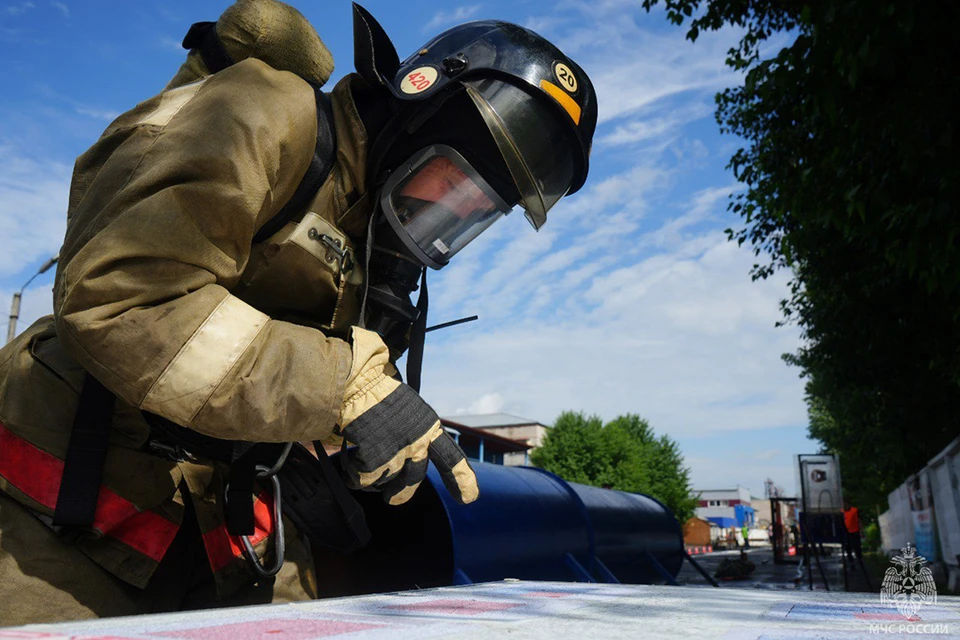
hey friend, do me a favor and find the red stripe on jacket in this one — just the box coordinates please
[0,422,179,562]
[201,491,275,573]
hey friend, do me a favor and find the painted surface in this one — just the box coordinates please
[4,581,960,639]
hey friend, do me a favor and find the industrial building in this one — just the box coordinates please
[441,413,549,466]
[694,486,756,529]
[440,417,532,465]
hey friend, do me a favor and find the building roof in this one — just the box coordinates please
[441,413,546,429]
[694,487,751,494]
[439,419,531,451]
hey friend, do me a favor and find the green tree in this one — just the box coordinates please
[641,0,960,510]
[531,411,698,522]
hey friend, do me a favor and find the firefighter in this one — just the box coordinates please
[0,0,597,624]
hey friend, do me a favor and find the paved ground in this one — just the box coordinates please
[679,545,875,592]
[6,580,958,639]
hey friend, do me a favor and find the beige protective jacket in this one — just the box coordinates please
[0,55,378,595]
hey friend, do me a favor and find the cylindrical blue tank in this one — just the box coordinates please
[313,462,683,598]
[430,464,593,583]
[569,482,685,583]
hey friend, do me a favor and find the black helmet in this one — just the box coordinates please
[354,3,598,232]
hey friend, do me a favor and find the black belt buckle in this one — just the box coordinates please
[144,439,197,463]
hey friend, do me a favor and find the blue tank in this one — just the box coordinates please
[313,462,684,597]
[569,482,685,583]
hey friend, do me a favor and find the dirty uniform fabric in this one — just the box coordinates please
[0,491,315,625]
[0,17,381,625]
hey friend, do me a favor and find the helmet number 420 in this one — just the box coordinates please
[401,66,439,94]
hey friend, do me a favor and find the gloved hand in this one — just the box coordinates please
[337,327,479,506]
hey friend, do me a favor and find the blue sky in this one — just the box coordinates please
[0,0,818,497]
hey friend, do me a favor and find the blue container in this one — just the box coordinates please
[313,462,684,597]
[570,482,685,583]
[430,464,593,583]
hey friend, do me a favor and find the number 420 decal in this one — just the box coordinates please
[401,66,440,95]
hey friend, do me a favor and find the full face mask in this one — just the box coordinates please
[380,144,513,270]
[362,142,516,353]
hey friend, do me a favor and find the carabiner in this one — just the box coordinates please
[225,443,292,580]
[238,465,286,580]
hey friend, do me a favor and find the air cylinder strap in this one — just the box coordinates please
[53,375,116,527]
[253,88,337,243]
[180,21,338,246]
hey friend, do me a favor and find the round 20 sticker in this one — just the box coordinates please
[401,66,439,94]
[554,62,578,94]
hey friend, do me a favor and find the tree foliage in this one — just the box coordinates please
[641,0,960,510]
[531,411,699,522]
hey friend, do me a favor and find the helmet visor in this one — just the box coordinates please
[465,78,578,230]
[381,144,513,269]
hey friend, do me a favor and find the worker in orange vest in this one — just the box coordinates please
[843,501,862,559]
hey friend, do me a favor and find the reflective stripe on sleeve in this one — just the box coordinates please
[0,423,179,562]
[134,78,207,127]
[141,294,269,425]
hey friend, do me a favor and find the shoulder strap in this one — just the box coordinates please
[253,88,338,244]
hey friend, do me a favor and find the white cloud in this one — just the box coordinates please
[421,227,805,440]
[419,139,803,441]
[588,30,739,125]
[456,392,506,415]
[423,5,482,33]
[50,1,67,18]
[75,106,120,122]
[639,185,736,251]
[0,147,69,279]
[522,15,565,36]
[600,101,714,147]
[4,1,34,16]
[534,2,743,126]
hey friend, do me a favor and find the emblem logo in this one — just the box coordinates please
[880,543,937,619]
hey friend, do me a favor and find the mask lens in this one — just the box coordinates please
[382,146,512,268]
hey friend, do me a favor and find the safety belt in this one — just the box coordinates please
[52,376,115,527]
